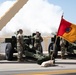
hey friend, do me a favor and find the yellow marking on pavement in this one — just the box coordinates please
[16,73,47,75]
[14,69,76,75]
[30,74,46,75]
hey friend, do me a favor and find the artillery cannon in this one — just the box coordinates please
[5,35,50,65]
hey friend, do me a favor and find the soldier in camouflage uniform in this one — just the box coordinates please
[17,29,24,62]
[34,32,43,54]
[60,38,67,59]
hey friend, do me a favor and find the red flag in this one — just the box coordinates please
[57,18,76,43]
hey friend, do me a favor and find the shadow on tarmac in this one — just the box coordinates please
[0,54,76,65]
[55,73,76,75]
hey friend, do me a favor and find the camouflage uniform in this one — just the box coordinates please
[17,32,24,61]
[34,32,43,53]
[60,38,67,59]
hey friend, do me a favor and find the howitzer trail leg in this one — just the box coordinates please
[41,50,55,67]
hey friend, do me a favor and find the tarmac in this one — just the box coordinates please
[0,58,76,72]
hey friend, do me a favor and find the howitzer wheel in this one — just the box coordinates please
[5,43,13,60]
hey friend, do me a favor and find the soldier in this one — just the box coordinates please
[34,32,43,54]
[48,37,55,55]
[60,38,67,59]
[17,29,24,62]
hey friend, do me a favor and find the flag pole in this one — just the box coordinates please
[51,35,58,59]
[51,13,64,60]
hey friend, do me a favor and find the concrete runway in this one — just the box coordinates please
[0,59,76,75]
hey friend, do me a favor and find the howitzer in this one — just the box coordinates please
[5,35,50,64]
[23,36,50,64]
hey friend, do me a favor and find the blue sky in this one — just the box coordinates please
[0,0,76,24]
[48,0,76,24]
[0,0,15,3]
